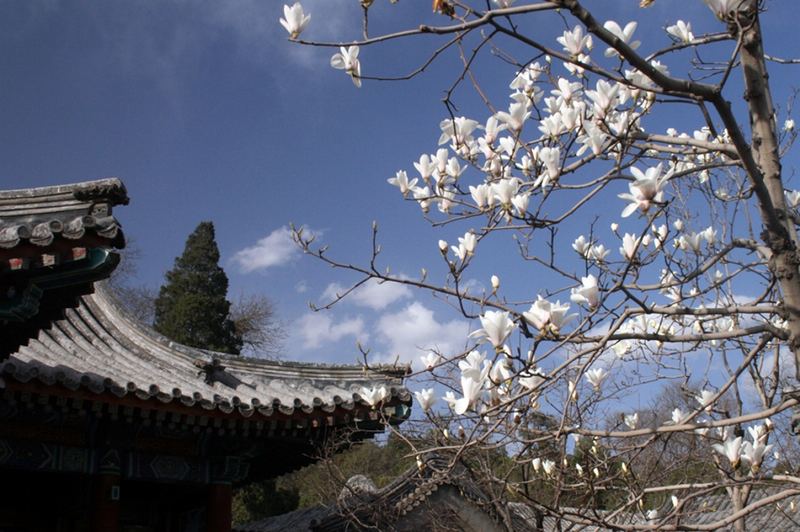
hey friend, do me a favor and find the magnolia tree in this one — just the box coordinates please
[282,1,800,529]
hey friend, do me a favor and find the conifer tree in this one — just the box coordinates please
[154,221,242,354]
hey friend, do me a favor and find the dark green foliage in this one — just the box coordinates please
[232,437,414,525]
[154,221,242,354]
[232,479,300,524]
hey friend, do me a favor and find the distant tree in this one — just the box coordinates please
[229,292,287,357]
[154,221,242,354]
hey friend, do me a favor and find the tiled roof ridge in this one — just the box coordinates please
[0,177,128,204]
[1,284,412,418]
[94,282,411,380]
[0,178,127,250]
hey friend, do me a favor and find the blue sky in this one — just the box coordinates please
[1,0,798,381]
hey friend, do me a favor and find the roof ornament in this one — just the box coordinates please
[194,357,227,385]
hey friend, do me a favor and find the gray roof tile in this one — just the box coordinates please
[1,284,411,418]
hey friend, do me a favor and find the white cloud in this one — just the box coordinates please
[295,280,309,293]
[321,278,412,310]
[293,311,367,350]
[375,301,470,367]
[232,225,314,273]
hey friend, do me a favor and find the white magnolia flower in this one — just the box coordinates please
[519,367,546,390]
[493,0,515,7]
[619,164,670,217]
[671,495,679,509]
[443,391,458,410]
[492,178,520,207]
[652,224,668,247]
[585,79,619,118]
[611,222,619,232]
[470,311,517,348]
[701,226,717,245]
[568,381,578,401]
[490,358,514,386]
[523,296,577,336]
[387,170,418,197]
[511,193,530,217]
[570,274,600,309]
[420,352,440,370]
[460,232,477,254]
[696,390,715,412]
[279,3,311,39]
[748,424,769,445]
[454,353,491,415]
[677,232,703,253]
[542,459,556,475]
[414,154,436,180]
[786,190,800,208]
[585,368,607,390]
[577,121,608,156]
[557,25,592,56]
[538,115,563,138]
[538,146,561,187]
[361,385,389,406]
[330,45,362,87]
[712,436,743,468]
[573,235,591,257]
[666,20,694,43]
[414,388,437,411]
[785,118,796,132]
[532,457,542,472]
[438,239,448,253]
[564,52,590,77]
[670,408,685,425]
[624,412,639,429]
[741,440,773,471]
[412,185,432,213]
[603,21,640,57]
[438,189,455,214]
[490,275,500,293]
[589,244,610,262]
[619,233,641,261]
[452,232,477,260]
[483,116,507,144]
[469,183,493,210]
[704,0,746,20]
[495,102,531,132]
[438,116,479,146]
[551,78,583,105]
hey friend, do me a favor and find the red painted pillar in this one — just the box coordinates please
[91,472,121,532]
[207,482,232,532]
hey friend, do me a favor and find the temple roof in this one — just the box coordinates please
[0,178,128,357]
[1,284,411,419]
[0,178,127,250]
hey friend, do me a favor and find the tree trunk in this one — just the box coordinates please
[738,2,800,380]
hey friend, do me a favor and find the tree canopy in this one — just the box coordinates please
[154,221,242,354]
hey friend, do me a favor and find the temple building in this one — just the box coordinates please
[0,179,411,532]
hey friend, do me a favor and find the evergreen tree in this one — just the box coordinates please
[154,221,242,354]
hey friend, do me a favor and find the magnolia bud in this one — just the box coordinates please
[491,275,500,292]
[610,222,619,232]
[438,240,448,253]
